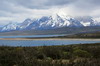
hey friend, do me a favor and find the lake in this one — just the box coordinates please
[0,34,66,38]
[0,40,99,47]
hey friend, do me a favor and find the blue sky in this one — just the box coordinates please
[0,0,100,25]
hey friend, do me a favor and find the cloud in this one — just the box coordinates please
[0,0,100,25]
[3,0,75,9]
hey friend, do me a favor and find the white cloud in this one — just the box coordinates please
[0,0,100,25]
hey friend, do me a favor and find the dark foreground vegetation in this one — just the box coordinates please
[0,43,100,66]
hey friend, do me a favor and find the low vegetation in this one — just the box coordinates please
[56,31,100,38]
[69,31,100,38]
[0,43,100,66]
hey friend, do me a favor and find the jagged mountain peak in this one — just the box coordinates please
[23,18,32,23]
[50,13,73,20]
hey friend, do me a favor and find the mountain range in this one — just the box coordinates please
[1,13,100,32]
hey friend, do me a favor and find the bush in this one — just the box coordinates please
[73,49,92,58]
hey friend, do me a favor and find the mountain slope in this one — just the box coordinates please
[1,22,20,31]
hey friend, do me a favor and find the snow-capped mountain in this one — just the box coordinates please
[1,22,20,31]
[26,14,83,30]
[1,14,100,32]
[19,18,36,30]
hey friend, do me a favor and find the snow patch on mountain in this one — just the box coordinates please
[81,21,91,26]
[92,17,100,25]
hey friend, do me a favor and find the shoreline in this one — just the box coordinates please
[0,38,100,41]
